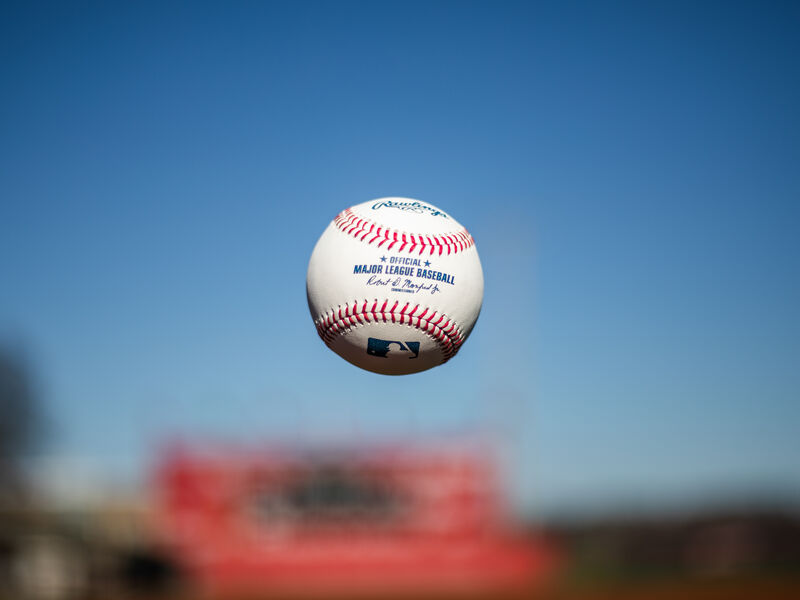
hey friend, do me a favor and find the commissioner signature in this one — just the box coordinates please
[367,275,441,295]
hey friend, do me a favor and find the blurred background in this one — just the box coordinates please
[1,1,799,598]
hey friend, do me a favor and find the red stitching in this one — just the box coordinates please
[315,301,464,362]
[333,208,475,255]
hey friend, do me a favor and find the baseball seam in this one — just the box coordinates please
[315,300,465,362]
[333,208,475,256]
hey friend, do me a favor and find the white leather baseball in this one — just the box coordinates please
[307,198,484,375]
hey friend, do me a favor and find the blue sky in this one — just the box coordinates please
[1,1,799,515]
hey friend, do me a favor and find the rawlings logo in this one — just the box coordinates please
[367,338,420,359]
[371,200,449,218]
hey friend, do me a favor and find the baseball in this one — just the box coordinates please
[307,198,484,375]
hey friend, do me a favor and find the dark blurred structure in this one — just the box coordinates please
[153,441,560,597]
[0,346,41,505]
[559,510,800,583]
[0,346,163,600]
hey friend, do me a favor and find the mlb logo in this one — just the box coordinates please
[367,338,420,359]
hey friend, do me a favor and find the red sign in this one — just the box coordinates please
[153,443,559,596]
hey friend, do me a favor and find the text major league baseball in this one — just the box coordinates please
[353,256,455,295]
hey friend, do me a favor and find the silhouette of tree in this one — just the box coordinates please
[0,346,41,504]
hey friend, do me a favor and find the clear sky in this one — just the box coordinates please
[1,1,798,516]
